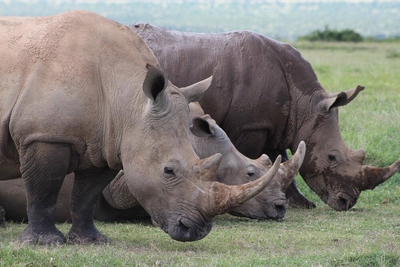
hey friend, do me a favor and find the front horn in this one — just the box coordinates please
[360,158,400,190]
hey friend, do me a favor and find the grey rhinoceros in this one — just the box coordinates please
[187,102,306,219]
[130,24,400,211]
[0,11,281,245]
[101,103,306,220]
[0,102,304,222]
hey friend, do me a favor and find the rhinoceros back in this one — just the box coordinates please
[131,24,319,154]
[0,11,160,176]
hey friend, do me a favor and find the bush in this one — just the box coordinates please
[298,25,363,42]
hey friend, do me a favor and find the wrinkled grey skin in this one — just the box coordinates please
[0,11,281,245]
[0,174,148,224]
[130,24,400,211]
[188,103,305,219]
[0,103,304,222]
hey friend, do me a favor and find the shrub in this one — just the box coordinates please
[298,25,363,42]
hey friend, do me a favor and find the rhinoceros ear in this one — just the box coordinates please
[181,76,213,103]
[142,64,168,101]
[190,116,215,137]
[320,85,365,112]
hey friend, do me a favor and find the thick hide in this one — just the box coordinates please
[1,11,281,245]
[130,24,400,211]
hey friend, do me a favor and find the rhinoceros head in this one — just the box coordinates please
[293,85,400,211]
[190,105,306,220]
[121,65,280,242]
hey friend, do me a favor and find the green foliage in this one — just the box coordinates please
[298,25,363,42]
[0,0,399,41]
[386,49,400,59]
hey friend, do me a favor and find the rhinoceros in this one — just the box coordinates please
[188,102,305,219]
[0,102,304,222]
[100,103,306,220]
[130,24,400,211]
[0,11,281,245]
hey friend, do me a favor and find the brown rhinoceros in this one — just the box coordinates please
[0,102,304,222]
[130,24,400,211]
[0,11,281,245]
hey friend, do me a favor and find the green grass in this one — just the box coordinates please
[1,202,399,266]
[1,41,400,266]
[296,41,400,167]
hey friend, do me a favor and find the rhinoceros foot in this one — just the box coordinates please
[0,206,5,225]
[286,181,316,209]
[20,224,66,245]
[66,228,109,245]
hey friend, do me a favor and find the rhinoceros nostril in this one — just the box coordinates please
[273,200,287,217]
[178,219,190,232]
[338,197,348,210]
[337,195,355,211]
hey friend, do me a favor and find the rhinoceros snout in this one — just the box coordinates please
[272,199,287,219]
[329,193,357,211]
[167,218,212,242]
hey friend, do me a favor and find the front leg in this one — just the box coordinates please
[20,142,71,245]
[67,167,118,245]
[286,180,316,209]
[0,205,5,225]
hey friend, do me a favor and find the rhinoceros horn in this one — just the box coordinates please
[360,158,400,190]
[279,141,306,189]
[103,154,281,215]
[206,155,281,216]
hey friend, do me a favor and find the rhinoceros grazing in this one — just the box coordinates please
[189,102,306,219]
[100,103,306,220]
[130,24,400,211]
[0,11,281,245]
[0,102,303,222]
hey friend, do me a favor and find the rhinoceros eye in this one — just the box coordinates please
[246,166,257,178]
[164,166,175,175]
[328,154,336,161]
[247,171,255,177]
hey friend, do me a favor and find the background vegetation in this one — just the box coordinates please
[0,0,399,41]
[298,25,363,42]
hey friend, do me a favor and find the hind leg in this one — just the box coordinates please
[19,142,71,245]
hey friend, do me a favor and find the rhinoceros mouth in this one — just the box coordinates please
[327,191,358,211]
[270,199,288,219]
[160,217,212,242]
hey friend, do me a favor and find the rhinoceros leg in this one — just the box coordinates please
[20,142,70,245]
[273,150,316,209]
[95,194,150,222]
[0,205,5,225]
[286,180,316,209]
[66,167,118,245]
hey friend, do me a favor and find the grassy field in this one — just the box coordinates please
[1,41,399,266]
